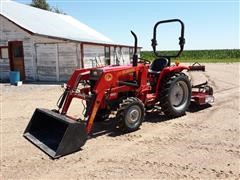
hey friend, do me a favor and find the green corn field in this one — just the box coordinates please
[140,49,240,62]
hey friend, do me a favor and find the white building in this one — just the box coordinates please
[0,0,140,82]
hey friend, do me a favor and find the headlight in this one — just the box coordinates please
[90,69,103,80]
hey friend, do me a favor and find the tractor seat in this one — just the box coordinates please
[149,58,168,74]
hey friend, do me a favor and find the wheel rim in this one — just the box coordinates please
[170,80,189,110]
[125,105,142,127]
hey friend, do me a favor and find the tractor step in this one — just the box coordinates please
[23,108,87,159]
[146,93,156,103]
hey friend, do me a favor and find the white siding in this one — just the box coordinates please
[0,58,9,81]
[121,47,131,65]
[58,43,80,81]
[137,48,141,56]
[35,42,81,82]
[23,41,35,80]
[35,44,58,81]
[83,44,105,68]
[110,46,132,66]
[114,46,121,65]
[0,16,75,81]
[0,15,34,81]
[110,46,116,65]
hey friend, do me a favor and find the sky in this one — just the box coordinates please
[16,0,239,50]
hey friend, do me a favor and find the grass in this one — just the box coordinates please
[140,49,240,63]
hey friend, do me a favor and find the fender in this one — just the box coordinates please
[155,65,189,96]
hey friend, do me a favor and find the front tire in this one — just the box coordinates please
[160,73,191,117]
[116,97,145,132]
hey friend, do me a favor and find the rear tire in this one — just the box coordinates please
[116,97,145,132]
[160,73,191,117]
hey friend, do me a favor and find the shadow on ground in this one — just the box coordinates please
[91,112,169,139]
[91,103,212,139]
[188,103,212,113]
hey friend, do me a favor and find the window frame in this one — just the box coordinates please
[0,46,9,59]
[104,46,111,65]
[129,47,134,60]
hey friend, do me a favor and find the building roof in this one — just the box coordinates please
[0,0,114,44]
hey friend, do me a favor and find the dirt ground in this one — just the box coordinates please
[1,63,239,179]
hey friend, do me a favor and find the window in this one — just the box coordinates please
[104,46,110,65]
[129,48,133,60]
[0,47,9,59]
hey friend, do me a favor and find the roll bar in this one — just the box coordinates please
[151,19,185,58]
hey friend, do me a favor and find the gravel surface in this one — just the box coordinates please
[1,63,239,179]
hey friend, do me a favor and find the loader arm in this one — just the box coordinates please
[86,64,148,133]
[58,64,147,134]
[85,89,105,133]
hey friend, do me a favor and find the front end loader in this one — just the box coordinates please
[23,19,214,159]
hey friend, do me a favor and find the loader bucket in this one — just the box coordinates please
[23,108,87,159]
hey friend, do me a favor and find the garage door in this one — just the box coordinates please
[83,44,105,68]
[58,43,80,81]
[121,47,131,65]
[36,44,57,81]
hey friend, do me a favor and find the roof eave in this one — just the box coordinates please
[1,14,142,49]
[33,33,142,49]
[0,14,34,35]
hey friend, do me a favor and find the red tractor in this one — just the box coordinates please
[24,19,214,159]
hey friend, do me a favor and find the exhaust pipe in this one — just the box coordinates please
[131,31,138,67]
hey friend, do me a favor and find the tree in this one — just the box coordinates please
[50,7,66,15]
[30,0,66,14]
[30,0,50,11]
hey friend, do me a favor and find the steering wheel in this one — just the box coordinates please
[138,58,151,64]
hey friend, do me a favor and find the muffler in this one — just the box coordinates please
[23,108,87,159]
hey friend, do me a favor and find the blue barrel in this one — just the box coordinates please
[9,71,20,85]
